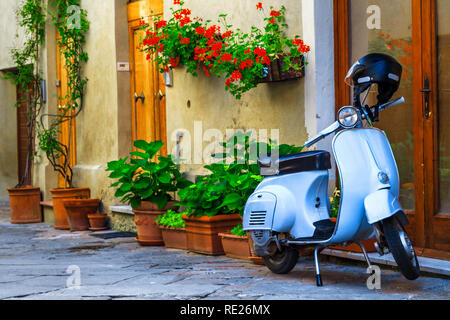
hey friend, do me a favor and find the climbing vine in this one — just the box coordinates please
[38,0,90,188]
[4,0,46,187]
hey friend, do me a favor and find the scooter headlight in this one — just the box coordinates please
[337,106,360,128]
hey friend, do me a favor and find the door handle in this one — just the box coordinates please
[134,91,145,104]
[420,76,431,119]
[158,90,165,100]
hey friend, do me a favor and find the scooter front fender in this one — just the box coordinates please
[364,189,408,225]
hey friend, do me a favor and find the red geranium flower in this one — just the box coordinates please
[270,10,280,17]
[195,26,205,35]
[180,37,190,44]
[173,0,181,5]
[221,53,232,62]
[180,16,191,26]
[156,20,167,29]
[269,18,275,24]
[256,2,263,10]
[222,30,232,38]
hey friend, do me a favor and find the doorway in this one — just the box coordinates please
[127,0,167,155]
[334,0,450,258]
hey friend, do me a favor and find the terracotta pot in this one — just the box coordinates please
[247,233,265,265]
[88,213,108,231]
[219,233,251,260]
[132,201,175,246]
[7,186,42,224]
[160,226,187,250]
[182,214,242,255]
[63,198,100,231]
[329,217,377,253]
[50,188,90,230]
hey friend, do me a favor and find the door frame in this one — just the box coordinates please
[333,0,448,257]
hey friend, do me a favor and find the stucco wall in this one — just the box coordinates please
[0,75,18,197]
[163,0,307,176]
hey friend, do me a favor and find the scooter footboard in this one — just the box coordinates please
[364,189,408,225]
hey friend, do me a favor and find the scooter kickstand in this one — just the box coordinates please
[357,242,372,268]
[314,247,323,287]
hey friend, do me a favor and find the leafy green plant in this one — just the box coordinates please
[178,130,303,217]
[37,0,90,188]
[156,209,186,229]
[106,140,192,210]
[3,0,46,187]
[329,187,340,219]
[139,0,310,99]
[230,224,247,237]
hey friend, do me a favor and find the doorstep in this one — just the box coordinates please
[109,205,134,215]
[321,248,450,277]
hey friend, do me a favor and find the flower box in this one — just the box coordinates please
[183,214,242,255]
[160,226,187,250]
[260,54,305,83]
[219,233,251,260]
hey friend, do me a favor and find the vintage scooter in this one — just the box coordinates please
[243,53,420,286]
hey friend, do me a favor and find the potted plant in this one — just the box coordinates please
[4,0,46,224]
[37,0,90,230]
[63,198,100,231]
[139,1,310,99]
[106,140,192,246]
[179,131,303,256]
[328,188,377,253]
[156,209,187,250]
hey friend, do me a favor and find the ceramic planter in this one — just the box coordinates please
[329,217,377,253]
[182,214,242,255]
[133,201,176,246]
[50,188,90,230]
[160,226,187,250]
[219,233,251,260]
[63,198,100,231]
[7,186,42,224]
[260,53,305,83]
[88,213,108,231]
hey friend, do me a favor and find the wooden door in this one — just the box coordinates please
[56,36,77,188]
[127,0,167,155]
[335,0,450,258]
[415,0,450,253]
[16,86,33,186]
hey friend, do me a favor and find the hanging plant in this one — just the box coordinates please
[3,0,46,187]
[37,0,90,188]
[139,1,310,99]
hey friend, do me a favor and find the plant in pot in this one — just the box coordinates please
[210,131,303,261]
[88,194,109,231]
[139,1,310,99]
[4,0,46,224]
[106,140,192,246]
[36,0,91,230]
[156,209,187,250]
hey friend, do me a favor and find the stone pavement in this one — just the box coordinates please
[0,205,448,300]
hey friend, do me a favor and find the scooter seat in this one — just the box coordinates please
[258,150,331,176]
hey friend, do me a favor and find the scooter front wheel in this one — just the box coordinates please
[263,246,299,274]
[382,215,420,280]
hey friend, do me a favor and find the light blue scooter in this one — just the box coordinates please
[243,95,421,286]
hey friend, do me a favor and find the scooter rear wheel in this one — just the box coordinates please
[263,246,299,274]
[382,215,420,280]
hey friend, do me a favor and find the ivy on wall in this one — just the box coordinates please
[37,0,90,188]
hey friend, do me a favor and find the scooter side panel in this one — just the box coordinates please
[246,171,330,239]
[330,128,400,243]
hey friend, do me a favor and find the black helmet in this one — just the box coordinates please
[345,53,402,105]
